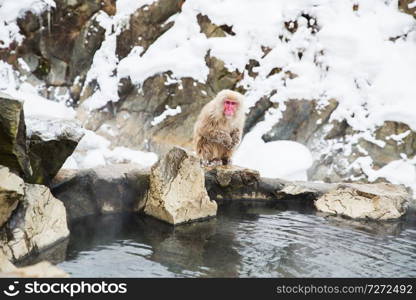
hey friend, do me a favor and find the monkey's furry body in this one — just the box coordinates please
[193,90,246,165]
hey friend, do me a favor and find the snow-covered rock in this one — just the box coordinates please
[26,116,84,184]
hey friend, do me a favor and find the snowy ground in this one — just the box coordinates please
[0,0,416,189]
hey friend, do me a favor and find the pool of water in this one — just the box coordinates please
[57,206,416,277]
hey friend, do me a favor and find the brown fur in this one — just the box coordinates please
[193,90,246,165]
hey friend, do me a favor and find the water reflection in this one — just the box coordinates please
[56,207,416,277]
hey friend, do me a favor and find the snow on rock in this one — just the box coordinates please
[151,105,182,126]
[25,116,83,143]
[354,156,416,194]
[81,0,158,111]
[0,0,55,48]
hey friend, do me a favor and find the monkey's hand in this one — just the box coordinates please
[206,130,233,150]
[230,128,241,147]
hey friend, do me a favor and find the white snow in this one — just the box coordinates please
[354,156,416,193]
[235,139,313,181]
[234,115,313,180]
[408,1,416,9]
[63,130,158,170]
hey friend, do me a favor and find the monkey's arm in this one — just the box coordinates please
[203,130,233,149]
[230,128,241,147]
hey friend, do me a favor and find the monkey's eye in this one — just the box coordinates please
[225,100,237,106]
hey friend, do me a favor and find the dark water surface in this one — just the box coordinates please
[57,206,416,277]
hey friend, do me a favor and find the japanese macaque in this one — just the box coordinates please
[193,89,246,166]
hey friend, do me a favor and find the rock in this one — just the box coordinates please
[0,184,69,262]
[67,11,106,83]
[0,93,32,179]
[144,147,217,225]
[52,164,149,221]
[1,261,69,278]
[308,120,416,183]
[243,93,276,134]
[197,14,227,38]
[315,183,410,220]
[262,99,338,144]
[357,121,416,168]
[0,167,25,227]
[116,0,181,59]
[0,251,16,273]
[26,116,84,185]
[399,0,416,17]
[205,166,276,202]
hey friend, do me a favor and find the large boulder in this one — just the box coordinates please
[0,184,69,262]
[315,183,410,220]
[0,167,25,227]
[144,147,217,225]
[52,164,149,221]
[0,93,32,179]
[26,117,84,185]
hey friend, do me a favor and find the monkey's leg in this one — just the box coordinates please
[221,157,231,165]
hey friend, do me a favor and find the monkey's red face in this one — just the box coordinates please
[223,99,238,117]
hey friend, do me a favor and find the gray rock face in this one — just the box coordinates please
[0,184,69,262]
[52,164,149,221]
[0,94,32,179]
[116,0,181,59]
[262,99,338,144]
[26,117,84,185]
[144,147,217,225]
[315,183,410,220]
[0,167,25,227]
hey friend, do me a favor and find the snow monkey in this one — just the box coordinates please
[193,89,246,166]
